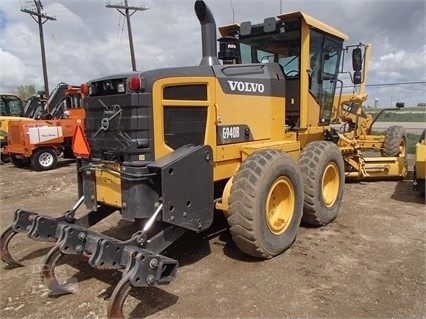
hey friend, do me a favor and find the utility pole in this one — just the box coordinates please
[106,0,149,71]
[21,0,56,96]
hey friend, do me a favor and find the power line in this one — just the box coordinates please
[21,0,56,95]
[106,0,149,71]
[113,14,125,71]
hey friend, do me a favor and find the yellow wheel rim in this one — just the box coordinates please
[266,177,295,235]
[399,138,407,157]
[322,162,339,207]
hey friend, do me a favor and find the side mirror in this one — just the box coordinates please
[352,47,363,84]
[353,71,362,84]
[352,47,362,71]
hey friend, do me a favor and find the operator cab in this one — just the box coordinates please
[219,12,348,129]
[0,94,24,117]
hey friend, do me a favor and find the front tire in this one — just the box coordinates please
[227,149,304,259]
[298,141,345,226]
[32,148,58,171]
[382,125,407,157]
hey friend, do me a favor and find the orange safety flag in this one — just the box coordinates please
[72,125,90,158]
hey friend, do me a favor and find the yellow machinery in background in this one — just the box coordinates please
[0,93,24,163]
[413,129,426,196]
[331,44,407,180]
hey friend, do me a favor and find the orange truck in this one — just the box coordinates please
[3,86,85,170]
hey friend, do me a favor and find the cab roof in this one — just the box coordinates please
[277,11,348,40]
[219,11,348,41]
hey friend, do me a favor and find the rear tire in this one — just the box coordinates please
[32,148,58,171]
[10,155,31,168]
[382,125,407,157]
[227,149,304,259]
[1,152,10,164]
[298,141,345,226]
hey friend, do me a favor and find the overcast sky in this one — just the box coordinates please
[0,0,425,95]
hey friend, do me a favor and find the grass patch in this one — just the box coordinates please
[372,112,426,122]
[365,107,426,122]
[407,133,420,154]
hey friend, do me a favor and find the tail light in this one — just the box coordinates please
[127,76,145,92]
[80,83,89,96]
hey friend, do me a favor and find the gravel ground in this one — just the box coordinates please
[0,156,425,319]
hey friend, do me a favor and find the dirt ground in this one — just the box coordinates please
[0,156,425,319]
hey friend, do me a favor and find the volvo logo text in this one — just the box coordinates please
[228,80,265,93]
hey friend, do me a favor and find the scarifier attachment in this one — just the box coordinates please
[1,210,37,268]
[38,219,180,318]
[2,143,214,317]
[0,197,114,268]
[1,202,185,318]
[1,224,25,268]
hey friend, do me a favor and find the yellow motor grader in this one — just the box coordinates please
[331,43,407,180]
[0,1,407,318]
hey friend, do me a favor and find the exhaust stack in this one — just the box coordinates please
[194,0,220,66]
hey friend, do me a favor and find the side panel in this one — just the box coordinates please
[152,77,217,161]
[213,63,286,144]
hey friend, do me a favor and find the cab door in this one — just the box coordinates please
[309,31,343,124]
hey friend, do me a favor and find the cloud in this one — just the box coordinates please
[0,0,425,94]
[370,47,426,83]
[0,48,27,85]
